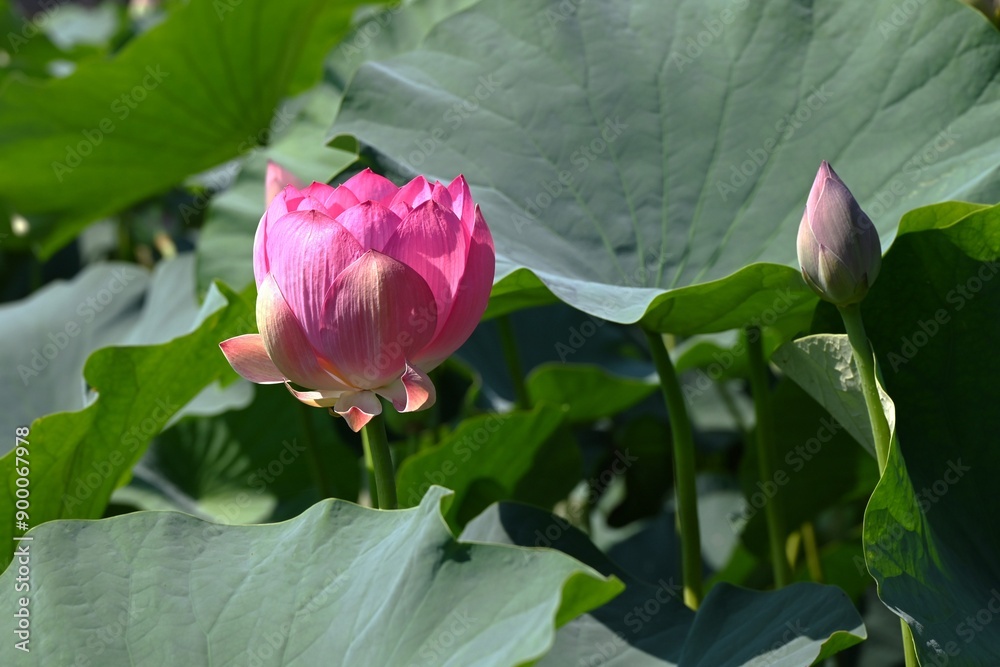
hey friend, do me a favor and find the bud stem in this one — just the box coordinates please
[837,304,890,472]
[643,328,702,609]
[746,326,791,588]
[838,303,917,667]
[361,412,397,510]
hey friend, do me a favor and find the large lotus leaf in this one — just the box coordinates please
[777,203,1000,663]
[326,0,482,84]
[0,281,254,570]
[462,502,865,666]
[330,0,1000,332]
[0,0,366,257]
[0,487,623,666]
[0,255,251,447]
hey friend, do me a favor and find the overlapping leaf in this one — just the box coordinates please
[0,488,622,666]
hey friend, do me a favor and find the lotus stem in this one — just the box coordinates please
[643,328,703,609]
[361,412,397,510]
[838,305,890,477]
[746,326,791,588]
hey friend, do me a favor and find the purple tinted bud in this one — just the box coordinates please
[796,161,881,305]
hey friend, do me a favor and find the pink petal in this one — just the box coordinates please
[266,161,304,205]
[254,185,303,286]
[388,175,432,217]
[219,334,285,384]
[429,181,454,212]
[446,175,476,232]
[302,182,361,218]
[319,251,437,388]
[293,193,337,215]
[375,363,436,413]
[257,274,354,391]
[381,200,469,335]
[335,201,403,252]
[334,391,382,432]
[265,210,365,341]
[341,168,399,205]
[806,162,827,215]
[414,206,495,369]
[285,383,346,409]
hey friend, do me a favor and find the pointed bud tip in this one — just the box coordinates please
[797,161,882,305]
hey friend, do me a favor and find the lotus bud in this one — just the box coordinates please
[796,161,881,306]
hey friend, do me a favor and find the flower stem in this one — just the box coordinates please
[497,314,531,409]
[838,303,916,667]
[643,328,703,609]
[838,304,891,472]
[746,327,791,588]
[361,412,397,510]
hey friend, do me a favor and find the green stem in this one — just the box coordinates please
[643,328,703,609]
[361,412,397,510]
[838,303,891,472]
[901,619,919,666]
[497,315,531,409]
[838,303,916,667]
[746,327,791,588]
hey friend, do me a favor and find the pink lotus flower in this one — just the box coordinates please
[220,168,495,431]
